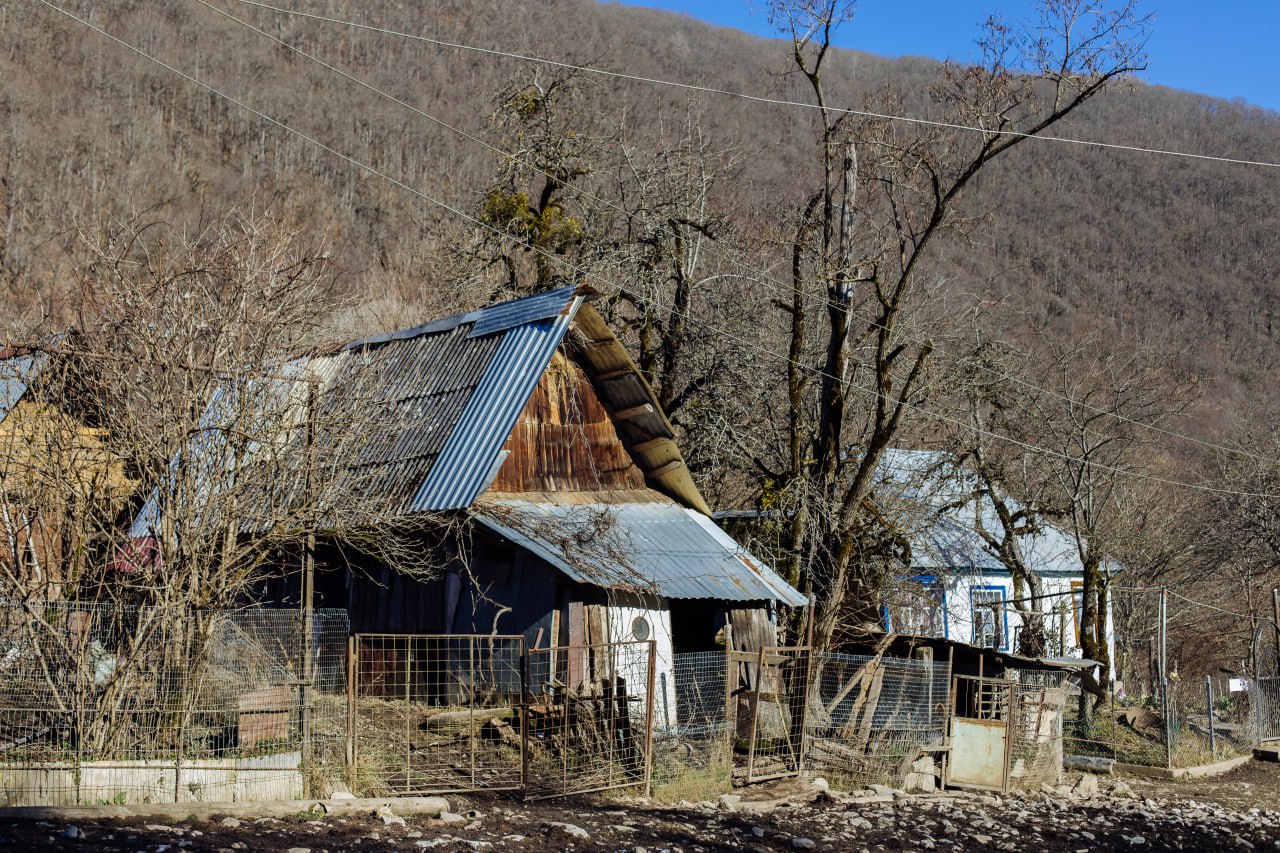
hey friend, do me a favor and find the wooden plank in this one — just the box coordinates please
[567,601,585,690]
[614,403,655,420]
[843,664,884,744]
[645,460,684,477]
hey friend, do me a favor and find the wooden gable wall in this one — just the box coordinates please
[489,351,644,493]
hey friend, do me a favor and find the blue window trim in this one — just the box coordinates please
[971,583,1010,651]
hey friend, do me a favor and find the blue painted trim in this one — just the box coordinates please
[887,574,947,638]
[971,583,1010,651]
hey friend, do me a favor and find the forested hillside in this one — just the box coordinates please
[2,0,1279,648]
[3,1,1275,404]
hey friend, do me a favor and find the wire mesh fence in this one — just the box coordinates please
[0,602,348,806]
[804,652,951,790]
[649,650,733,801]
[349,634,524,796]
[0,612,1131,805]
[524,640,655,799]
[1058,678,1248,769]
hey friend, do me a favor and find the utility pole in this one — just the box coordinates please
[1159,586,1170,768]
[300,377,318,790]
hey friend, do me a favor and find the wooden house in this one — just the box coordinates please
[132,286,804,714]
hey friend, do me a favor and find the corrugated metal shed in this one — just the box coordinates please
[474,495,807,606]
[875,449,1086,575]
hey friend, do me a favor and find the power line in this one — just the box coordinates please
[1114,586,1256,621]
[230,0,1280,171]
[195,0,1280,469]
[37,0,1280,502]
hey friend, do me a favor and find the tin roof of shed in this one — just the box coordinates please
[474,494,808,606]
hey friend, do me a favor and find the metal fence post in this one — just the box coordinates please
[346,634,357,793]
[520,639,529,793]
[1160,586,1171,768]
[643,639,657,797]
[1206,675,1216,760]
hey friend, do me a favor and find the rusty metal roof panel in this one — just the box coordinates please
[474,498,807,606]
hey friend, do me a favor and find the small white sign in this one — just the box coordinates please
[1229,677,1249,693]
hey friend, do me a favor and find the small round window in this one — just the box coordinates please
[631,616,652,641]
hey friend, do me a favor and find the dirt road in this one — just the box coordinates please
[5,761,1280,852]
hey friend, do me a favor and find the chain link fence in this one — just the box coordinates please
[0,603,348,806]
[649,651,733,801]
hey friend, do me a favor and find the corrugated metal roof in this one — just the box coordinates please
[876,449,1087,575]
[131,288,589,533]
[468,285,579,338]
[474,496,808,606]
[130,361,316,537]
[0,352,46,424]
[412,307,579,510]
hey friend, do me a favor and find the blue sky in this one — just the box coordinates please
[609,1,1280,113]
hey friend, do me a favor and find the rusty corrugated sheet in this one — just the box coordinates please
[473,496,807,606]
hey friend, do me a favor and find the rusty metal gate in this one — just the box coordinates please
[347,634,525,795]
[945,674,1013,792]
[735,646,811,783]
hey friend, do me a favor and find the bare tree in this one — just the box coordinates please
[759,0,1151,649]
[0,207,441,765]
[1027,340,1190,697]
[939,330,1060,655]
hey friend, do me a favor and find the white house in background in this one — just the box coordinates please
[875,449,1116,665]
